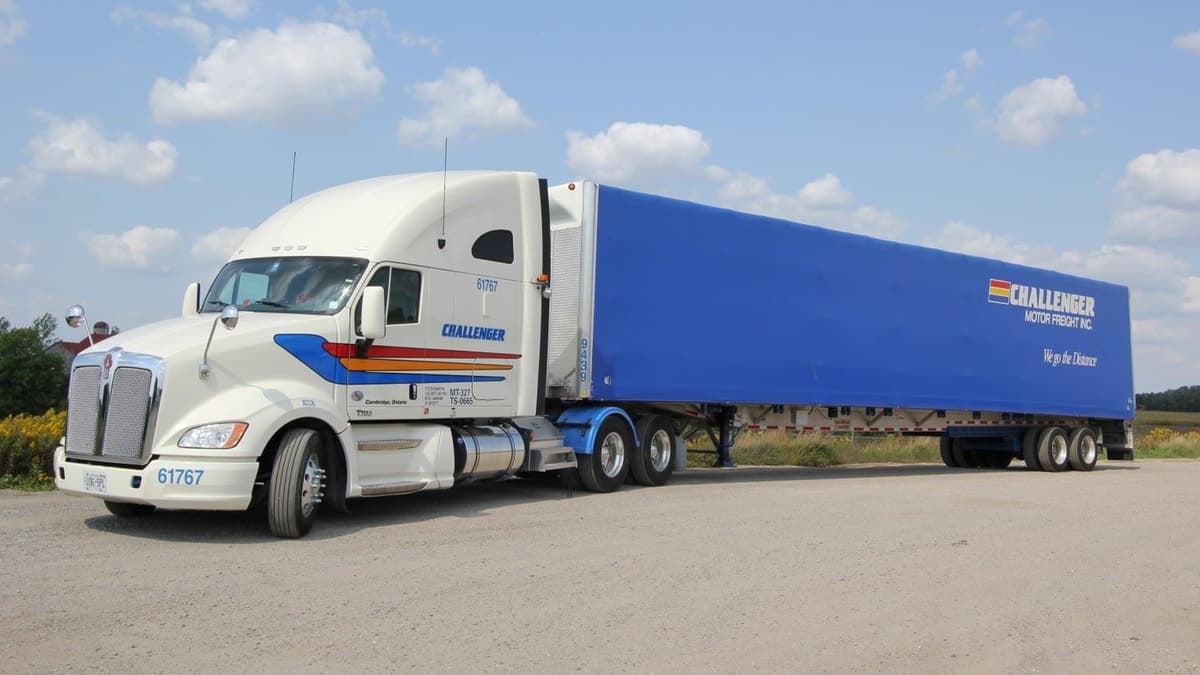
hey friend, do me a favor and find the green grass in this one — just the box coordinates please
[1135,410,1200,426]
[689,431,939,468]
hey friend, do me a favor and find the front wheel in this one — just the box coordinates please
[631,416,676,486]
[577,417,632,493]
[268,428,327,538]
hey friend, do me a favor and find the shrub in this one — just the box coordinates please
[0,409,65,483]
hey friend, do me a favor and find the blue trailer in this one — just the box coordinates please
[545,180,1134,486]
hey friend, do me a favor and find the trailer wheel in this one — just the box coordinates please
[952,442,975,468]
[1036,426,1070,472]
[1022,428,1042,471]
[1067,427,1099,471]
[983,453,1013,469]
[631,416,675,486]
[578,417,631,493]
[939,436,960,467]
[104,500,156,517]
[268,428,326,538]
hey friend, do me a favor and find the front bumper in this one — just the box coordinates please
[53,447,258,510]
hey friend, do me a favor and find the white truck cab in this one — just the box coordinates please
[55,171,565,537]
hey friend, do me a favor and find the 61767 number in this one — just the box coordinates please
[157,468,204,486]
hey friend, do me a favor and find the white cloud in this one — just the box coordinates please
[961,48,982,72]
[1119,148,1200,210]
[82,226,181,272]
[565,122,711,184]
[1172,30,1200,54]
[112,6,212,48]
[191,226,252,262]
[1007,11,1049,49]
[150,22,383,126]
[1183,277,1200,313]
[797,174,853,209]
[716,171,904,239]
[0,0,25,46]
[328,0,441,54]
[26,115,178,184]
[989,76,1086,147]
[199,0,252,20]
[1111,148,1200,245]
[934,49,981,102]
[397,67,532,145]
[0,263,32,281]
[0,167,45,200]
[935,69,963,102]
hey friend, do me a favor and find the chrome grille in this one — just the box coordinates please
[64,350,163,466]
[66,366,101,456]
[101,367,153,459]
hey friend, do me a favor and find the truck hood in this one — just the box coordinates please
[76,312,329,361]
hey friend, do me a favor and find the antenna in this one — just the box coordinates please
[289,151,297,203]
[438,137,447,250]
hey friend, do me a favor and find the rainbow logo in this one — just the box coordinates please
[987,278,1011,305]
[274,334,518,385]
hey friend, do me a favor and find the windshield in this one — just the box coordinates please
[203,256,368,315]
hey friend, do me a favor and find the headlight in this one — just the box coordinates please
[179,422,248,449]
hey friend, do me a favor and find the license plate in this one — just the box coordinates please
[83,471,107,494]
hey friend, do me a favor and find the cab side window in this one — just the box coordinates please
[471,229,514,264]
[387,269,420,324]
[356,267,421,331]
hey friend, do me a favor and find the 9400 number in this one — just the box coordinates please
[157,468,204,486]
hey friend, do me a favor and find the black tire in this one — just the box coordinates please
[1036,426,1069,472]
[939,436,959,467]
[952,441,975,468]
[983,453,1014,469]
[1067,427,1099,472]
[1022,427,1042,470]
[104,500,156,517]
[268,428,326,538]
[577,416,632,493]
[630,416,676,486]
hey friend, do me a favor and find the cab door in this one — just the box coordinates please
[345,264,429,422]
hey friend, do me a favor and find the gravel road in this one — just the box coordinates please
[2,460,1198,673]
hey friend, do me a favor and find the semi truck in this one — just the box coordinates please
[54,171,1136,537]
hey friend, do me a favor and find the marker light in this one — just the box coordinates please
[179,422,248,449]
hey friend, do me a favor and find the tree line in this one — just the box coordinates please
[1136,386,1200,412]
[0,314,69,418]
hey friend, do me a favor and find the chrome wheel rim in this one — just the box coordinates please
[599,431,626,478]
[1051,435,1068,466]
[1081,435,1097,465]
[649,429,672,472]
[301,452,323,518]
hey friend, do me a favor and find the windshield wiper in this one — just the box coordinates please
[254,299,290,308]
[205,300,229,308]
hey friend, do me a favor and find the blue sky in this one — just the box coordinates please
[1,1,1198,391]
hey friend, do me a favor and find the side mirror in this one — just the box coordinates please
[66,305,86,329]
[181,282,201,317]
[360,286,386,339]
[219,304,239,330]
